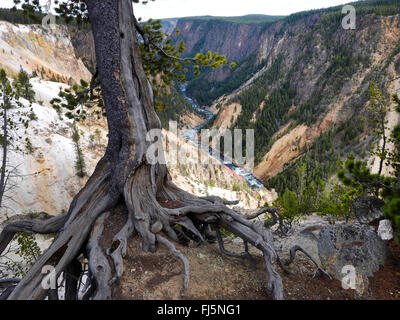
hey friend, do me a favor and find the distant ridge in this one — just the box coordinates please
[175,14,285,24]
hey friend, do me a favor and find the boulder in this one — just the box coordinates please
[318,224,388,295]
[274,214,334,266]
[351,196,384,224]
[277,225,324,265]
[377,219,394,241]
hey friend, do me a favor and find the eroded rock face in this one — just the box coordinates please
[318,224,388,295]
[275,217,389,297]
[0,21,91,83]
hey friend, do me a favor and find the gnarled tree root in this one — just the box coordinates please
[0,213,67,255]
[156,234,189,290]
[0,278,20,300]
[285,245,333,280]
[0,159,113,300]
[215,228,256,269]
[0,162,288,300]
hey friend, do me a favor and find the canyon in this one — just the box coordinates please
[0,2,399,301]
[1,2,399,220]
[0,20,274,225]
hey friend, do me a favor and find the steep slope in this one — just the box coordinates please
[0,20,275,222]
[1,86,273,220]
[171,14,284,61]
[0,21,91,84]
[201,1,400,190]
[160,18,179,35]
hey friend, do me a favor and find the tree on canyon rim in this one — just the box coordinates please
[0,0,328,300]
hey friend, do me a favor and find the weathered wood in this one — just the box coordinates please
[64,258,83,300]
[156,234,190,290]
[218,218,284,300]
[87,212,112,300]
[285,245,333,280]
[7,160,112,299]
[0,213,67,255]
[215,228,255,266]
[107,216,135,280]
[0,285,16,300]
[0,0,288,301]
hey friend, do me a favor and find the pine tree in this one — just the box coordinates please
[0,69,34,208]
[71,124,86,178]
[338,89,400,240]
[14,67,35,102]
[382,94,400,239]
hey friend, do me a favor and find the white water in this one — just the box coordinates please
[180,84,264,189]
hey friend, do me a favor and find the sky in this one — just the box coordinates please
[132,0,353,20]
[1,0,354,20]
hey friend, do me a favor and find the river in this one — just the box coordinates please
[180,84,264,189]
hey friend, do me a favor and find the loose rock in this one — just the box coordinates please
[318,224,388,295]
[377,219,394,241]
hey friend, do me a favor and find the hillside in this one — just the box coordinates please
[0,21,274,222]
[0,20,91,84]
[0,2,399,302]
[57,0,400,197]
[185,0,400,105]
[167,0,400,196]
[179,14,284,25]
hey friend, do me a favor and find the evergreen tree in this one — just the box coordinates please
[382,94,400,239]
[0,68,33,208]
[338,89,400,240]
[71,124,86,178]
[14,68,35,102]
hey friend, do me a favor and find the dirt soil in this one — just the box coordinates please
[113,234,400,300]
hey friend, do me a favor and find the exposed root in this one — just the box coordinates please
[285,245,333,280]
[0,285,17,300]
[4,160,113,300]
[156,234,190,290]
[64,258,82,300]
[107,216,135,280]
[0,213,67,255]
[146,189,286,300]
[124,165,177,253]
[246,207,291,236]
[262,249,283,300]
[87,212,113,300]
[175,217,205,242]
[215,217,283,300]
[215,228,256,269]
[0,159,289,300]
[81,280,96,300]
[0,278,20,289]
[200,196,240,206]
[276,255,293,275]
[0,278,20,300]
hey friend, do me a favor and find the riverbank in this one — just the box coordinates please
[180,84,264,189]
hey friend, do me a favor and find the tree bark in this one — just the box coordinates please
[0,98,7,208]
